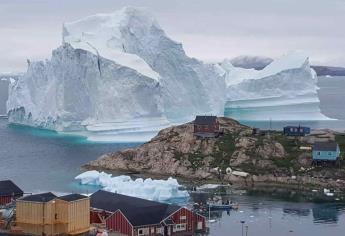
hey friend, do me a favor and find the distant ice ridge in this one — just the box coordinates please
[75,170,189,202]
[7,7,225,139]
[219,52,331,121]
[230,55,273,70]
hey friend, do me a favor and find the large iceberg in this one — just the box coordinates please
[219,52,330,121]
[75,170,189,202]
[6,7,330,141]
[7,7,225,138]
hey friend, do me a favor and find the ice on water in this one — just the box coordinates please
[75,170,189,202]
[6,7,331,142]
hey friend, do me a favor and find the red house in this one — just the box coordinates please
[90,190,206,236]
[0,180,23,206]
[193,116,220,138]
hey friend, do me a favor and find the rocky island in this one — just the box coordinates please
[86,117,345,191]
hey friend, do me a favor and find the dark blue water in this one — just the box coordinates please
[0,119,139,193]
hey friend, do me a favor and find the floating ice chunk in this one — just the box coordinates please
[75,170,189,202]
[196,184,220,190]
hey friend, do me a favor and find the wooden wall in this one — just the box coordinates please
[170,207,206,234]
[16,200,55,225]
[67,198,90,234]
[16,198,90,235]
[106,211,133,236]
[0,196,12,205]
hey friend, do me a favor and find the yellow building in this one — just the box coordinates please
[16,192,90,235]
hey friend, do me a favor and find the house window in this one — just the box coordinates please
[173,224,186,232]
[156,227,163,234]
[197,221,203,230]
[317,152,321,155]
[328,152,332,156]
[138,228,149,236]
[180,215,187,220]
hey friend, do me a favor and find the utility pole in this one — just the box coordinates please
[240,221,245,236]
[245,225,248,236]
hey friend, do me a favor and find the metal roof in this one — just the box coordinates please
[90,190,181,227]
[19,192,56,202]
[313,142,338,151]
[194,116,217,125]
[58,193,88,202]
[0,180,23,197]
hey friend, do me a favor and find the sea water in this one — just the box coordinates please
[0,119,140,193]
[1,76,345,235]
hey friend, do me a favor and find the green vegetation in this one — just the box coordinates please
[172,126,345,176]
[188,152,205,170]
[270,133,304,171]
[212,133,237,170]
[173,151,206,170]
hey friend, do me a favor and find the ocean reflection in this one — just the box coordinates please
[283,208,310,217]
[312,204,345,224]
[190,188,345,236]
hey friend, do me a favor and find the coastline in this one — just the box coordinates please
[84,117,345,198]
[82,163,345,199]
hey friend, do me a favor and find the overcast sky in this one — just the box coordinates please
[1,0,345,72]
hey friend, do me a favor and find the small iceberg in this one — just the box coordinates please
[75,170,189,202]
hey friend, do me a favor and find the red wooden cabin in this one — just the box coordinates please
[193,116,220,138]
[90,190,206,236]
[0,180,23,205]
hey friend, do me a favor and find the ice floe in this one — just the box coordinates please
[75,170,189,202]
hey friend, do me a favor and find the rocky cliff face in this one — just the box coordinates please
[87,117,345,190]
[86,117,298,181]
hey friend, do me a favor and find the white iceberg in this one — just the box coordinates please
[75,170,189,202]
[6,7,331,141]
[7,7,225,141]
[219,52,331,121]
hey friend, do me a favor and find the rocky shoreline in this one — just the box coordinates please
[85,117,345,192]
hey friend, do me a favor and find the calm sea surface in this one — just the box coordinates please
[0,76,345,235]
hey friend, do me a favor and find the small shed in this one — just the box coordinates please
[312,142,340,162]
[55,194,90,235]
[0,180,23,205]
[193,115,220,138]
[90,190,206,236]
[283,126,310,136]
[16,192,90,235]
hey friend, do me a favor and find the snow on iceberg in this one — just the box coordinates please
[75,170,189,202]
[6,7,331,140]
[7,7,225,140]
[219,52,331,121]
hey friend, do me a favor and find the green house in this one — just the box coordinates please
[312,142,340,161]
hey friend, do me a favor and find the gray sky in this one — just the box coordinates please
[1,0,345,72]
